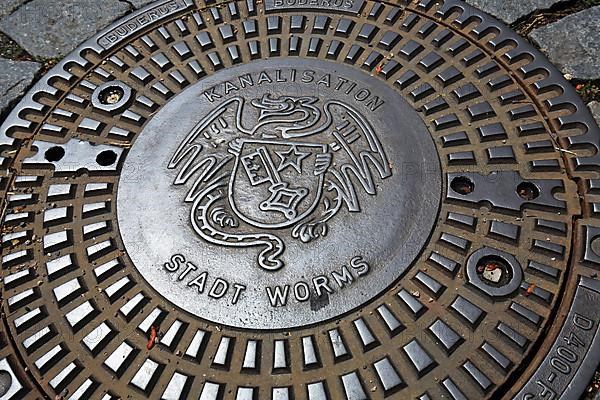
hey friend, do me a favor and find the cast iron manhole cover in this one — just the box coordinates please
[1,0,600,399]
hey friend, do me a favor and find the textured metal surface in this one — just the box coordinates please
[0,0,599,399]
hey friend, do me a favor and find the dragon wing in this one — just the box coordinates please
[323,100,392,212]
[166,96,285,271]
[168,97,247,202]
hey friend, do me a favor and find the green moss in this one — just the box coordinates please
[576,82,600,103]
[0,32,28,60]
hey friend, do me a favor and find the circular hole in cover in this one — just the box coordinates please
[516,181,540,200]
[476,255,513,287]
[96,150,118,166]
[450,176,474,195]
[99,86,125,105]
[0,370,13,397]
[44,146,65,162]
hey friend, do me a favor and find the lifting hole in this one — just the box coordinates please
[516,182,539,200]
[44,146,65,162]
[99,86,125,105]
[0,370,12,397]
[450,176,474,195]
[475,255,512,286]
[96,150,118,166]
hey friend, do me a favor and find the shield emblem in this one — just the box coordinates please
[229,139,329,229]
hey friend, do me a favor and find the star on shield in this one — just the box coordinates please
[276,145,310,173]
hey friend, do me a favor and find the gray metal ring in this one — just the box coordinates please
[466,247,523,297]
[91,80,133,114]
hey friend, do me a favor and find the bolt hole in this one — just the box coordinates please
[0,370,12,397]
[44,146,65,162]
[476,255,512,286]
[96,150,118,166]
[517,182,539,200]
[450,176,474,195]
[99,86,124,105]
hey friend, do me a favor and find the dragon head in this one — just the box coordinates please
[250,94,322,137]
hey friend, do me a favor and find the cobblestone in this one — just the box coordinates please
[465,0,563,24]
[0,0,130,59]
[530,6,600,81]
[589,101,600,126]
[0,0,27,19]
[0,58,40,114]
[128,0,156,8]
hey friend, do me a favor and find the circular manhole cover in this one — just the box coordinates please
[1,1,600,399]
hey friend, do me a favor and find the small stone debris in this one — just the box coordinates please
[482,268,503,283]
[146,325,158,350]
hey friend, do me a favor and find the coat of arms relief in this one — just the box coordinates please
[168,94,392,271]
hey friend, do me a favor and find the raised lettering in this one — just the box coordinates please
[556,346,577,363]
[355,89,371,101]
[209,278,229,299]
[188,271,208,293]
[239,74,254,88]
[224,81,239,95]
[164,254,185,272]
[293,282,311,302]
[332,266,354,288]
[550,356,571,374]
[203,87,222,102]
[366,96,385,112]
[564,331,585,348]
[258,72,273,84]
[267,285,290,307]
[313,276,334,297]
[275,70,288,83]
[231,283,246,304]
[301,70,315,83]
[335,77,348,90]
[573,313,594,330]
[317,74,331,87]
[350,256,370,276]
[178,261,197,280]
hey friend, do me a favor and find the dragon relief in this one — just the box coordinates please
[168,94,392,271]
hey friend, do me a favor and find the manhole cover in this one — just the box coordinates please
[1,0,600,399]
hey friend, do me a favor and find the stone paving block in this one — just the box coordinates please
[0,0,130,59]
[0,0,27,19]
[589,101,600,126]
[465,0,564,24]
[0,57,40,113]
[530,6,600,81]
[128,0,156,8]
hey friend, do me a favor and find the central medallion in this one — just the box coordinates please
[117,58,441,329]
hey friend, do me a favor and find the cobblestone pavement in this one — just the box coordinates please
[0,0,599,398]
